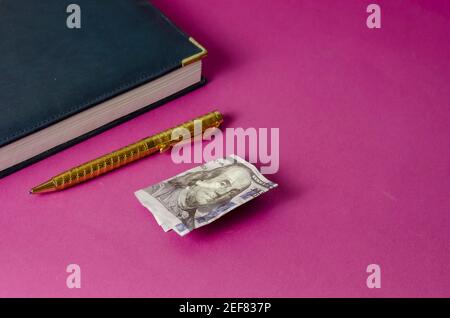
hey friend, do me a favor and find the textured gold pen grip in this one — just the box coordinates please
[51,111,223,191]
[53,143,153,190]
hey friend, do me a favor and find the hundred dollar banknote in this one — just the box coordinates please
[135,155,278,236]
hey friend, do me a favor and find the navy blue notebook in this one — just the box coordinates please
[0,0,207,178]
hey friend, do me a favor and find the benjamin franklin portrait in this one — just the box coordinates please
[146,162,255,230]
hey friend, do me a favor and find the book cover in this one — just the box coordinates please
[0,0,206,177]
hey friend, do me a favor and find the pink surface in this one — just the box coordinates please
[1,0,449,297]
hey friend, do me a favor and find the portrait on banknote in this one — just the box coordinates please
[135,155,277,235]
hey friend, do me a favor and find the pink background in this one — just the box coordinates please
[1,0,449,297]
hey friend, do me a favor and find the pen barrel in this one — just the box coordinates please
[52,142,155,190]
[51,111,223,191]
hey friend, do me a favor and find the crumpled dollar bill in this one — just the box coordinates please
[135,155,278,236]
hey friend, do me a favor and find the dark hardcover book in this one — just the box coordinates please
[0,0,207,178]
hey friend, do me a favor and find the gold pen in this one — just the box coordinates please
[30,110,223,194]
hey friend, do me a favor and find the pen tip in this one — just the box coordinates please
[29,180,56,194]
